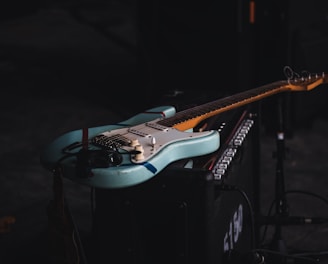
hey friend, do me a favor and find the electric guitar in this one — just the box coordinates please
[40,69,328,189]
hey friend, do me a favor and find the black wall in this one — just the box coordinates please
[136,0,256,96]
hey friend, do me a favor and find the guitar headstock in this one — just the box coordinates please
[284,66,328,92]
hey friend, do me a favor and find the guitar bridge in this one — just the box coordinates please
[92,134,130,150]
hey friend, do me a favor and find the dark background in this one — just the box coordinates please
[1,0,328,263]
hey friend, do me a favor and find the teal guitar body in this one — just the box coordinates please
[40,105,220,189]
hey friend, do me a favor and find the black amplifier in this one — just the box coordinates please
[93,105,260,264]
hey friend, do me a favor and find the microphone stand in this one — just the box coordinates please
[269,93,289,254]
[260,94,324,264]
[254,93,292,264]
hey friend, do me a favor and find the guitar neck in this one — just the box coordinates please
[158,71,327,131]
[158,80,289,131]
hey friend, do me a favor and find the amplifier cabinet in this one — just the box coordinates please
[93,108,260,264]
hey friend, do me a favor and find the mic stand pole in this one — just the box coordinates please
[269,93,289,254]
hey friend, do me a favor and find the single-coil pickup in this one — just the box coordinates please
[128,128,150,137]
[146,122,169,131]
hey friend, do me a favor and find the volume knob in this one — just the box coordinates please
[134,144,144,161]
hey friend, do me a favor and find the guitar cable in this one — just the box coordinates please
[48,166,89,264]
[218,184,322,264]
[54,127,125,178]
[259,189,328,246]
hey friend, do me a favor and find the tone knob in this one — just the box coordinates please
[130,139,139,147]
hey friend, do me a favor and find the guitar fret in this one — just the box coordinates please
[158,81,288,128]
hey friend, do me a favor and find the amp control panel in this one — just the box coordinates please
[211,118,255,181]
